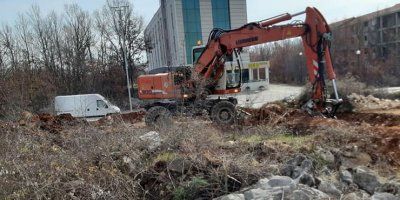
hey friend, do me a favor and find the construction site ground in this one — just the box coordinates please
[1,93,399,199]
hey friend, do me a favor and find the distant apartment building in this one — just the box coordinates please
[331,3,400,61]
[144,0,247,71]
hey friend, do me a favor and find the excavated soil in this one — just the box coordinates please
[244,103,400,167]
[337,112,400,127]
[37,113,83,133]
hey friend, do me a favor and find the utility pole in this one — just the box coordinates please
[110,4,133,111]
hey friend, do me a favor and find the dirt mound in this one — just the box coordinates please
[348,93,400,111]
[18,111,40,126]
[243,104,295,125]
[38,113,82,133]
[120,111,145,123]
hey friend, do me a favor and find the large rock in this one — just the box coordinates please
[371,192,400,200]
[316,147,335,166]
[218,194,245,200]
[340,168,353,184]
[244,188,283,200]
[266,176,293,187]
[281,155,316,187]
[139,131,161,151]
[318,180,341,197]
[299,173,316,187]
[353,167,381,194]
[291,184,330,200]
[293,190,311,200]
[257,176,296,193]
[217,175,338,200]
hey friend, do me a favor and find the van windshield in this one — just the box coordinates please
[97,100,108,108]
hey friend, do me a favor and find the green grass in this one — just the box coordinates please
[268,134,315,149]
[154,152,177,163]
[173,177,209,200]
[239,134,266,144]
[238,133,315,149]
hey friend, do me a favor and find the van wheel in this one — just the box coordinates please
[211,101,236,125]
[145,106,172,128]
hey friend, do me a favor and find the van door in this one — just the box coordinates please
[95,99,109,116]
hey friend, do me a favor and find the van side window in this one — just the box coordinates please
[97,100,108,108]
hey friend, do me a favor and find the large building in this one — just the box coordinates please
[144,0,247,70]
[331,3,400,60]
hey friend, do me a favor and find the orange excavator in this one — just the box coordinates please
[138,7,342,126]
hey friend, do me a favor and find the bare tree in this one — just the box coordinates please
[0,24,18,70]
[63,4,93,93]
[0,2,146,115]
[15,14,34,70]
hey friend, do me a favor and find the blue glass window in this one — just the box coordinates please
[211,0,231,30]
[182,0,202,64]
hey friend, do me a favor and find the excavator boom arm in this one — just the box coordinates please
[194,7,341,116]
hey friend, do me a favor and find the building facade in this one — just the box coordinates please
[331,3,400,60]
[144,0,247,71]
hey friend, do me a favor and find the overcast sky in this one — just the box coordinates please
[0,0,398,25]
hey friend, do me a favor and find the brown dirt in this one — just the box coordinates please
[337,112,400,127]
[120,111,146,123]
[243,103,400,167]
[38,113,82,134]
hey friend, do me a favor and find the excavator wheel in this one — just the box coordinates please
[145,106,172,128]
[210,101,236,125]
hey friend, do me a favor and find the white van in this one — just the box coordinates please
[54,94,120,118]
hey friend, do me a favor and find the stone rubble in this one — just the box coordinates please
[215,154,400,200]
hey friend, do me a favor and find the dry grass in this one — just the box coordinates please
[0,110,397,199]
[0,119,303,199]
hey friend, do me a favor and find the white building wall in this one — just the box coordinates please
[145,8,167,70]
[171,0,185,66]
[200,0,213,45]
[229,0,247,29]
[165,0,178,66]
[145,0,247,69]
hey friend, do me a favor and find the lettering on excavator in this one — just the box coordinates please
[235,36,259,45]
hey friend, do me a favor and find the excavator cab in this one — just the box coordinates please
[192,45,205,64]
[192,45,242,94]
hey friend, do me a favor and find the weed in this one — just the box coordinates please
[267,134,314,150]
[172,177,209,200]
[155,152,177,163]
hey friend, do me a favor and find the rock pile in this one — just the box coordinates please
[347,93,400,111]
[216,155,400,200]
